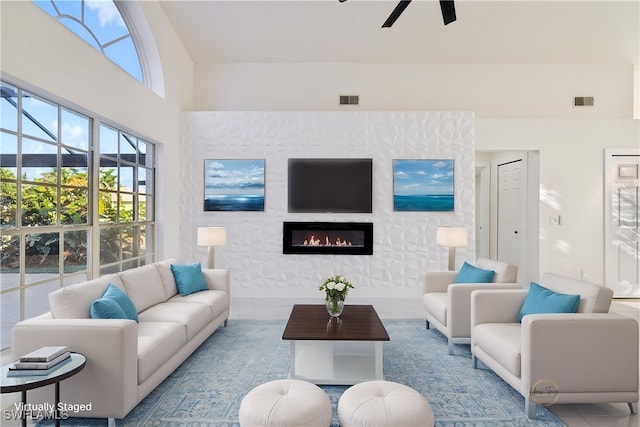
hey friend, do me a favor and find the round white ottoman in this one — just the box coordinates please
[239,379,332,427]
[338,381,434,427]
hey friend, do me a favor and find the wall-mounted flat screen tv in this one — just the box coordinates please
[288,158,373,213]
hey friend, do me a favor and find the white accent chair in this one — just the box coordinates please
[423,257,519,355]
[471,273,639,418]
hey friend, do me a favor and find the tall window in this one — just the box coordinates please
[33,0,144,83]
[0,80,156,350]
[98,125,155,275]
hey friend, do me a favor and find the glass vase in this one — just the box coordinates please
[326,297,344,317]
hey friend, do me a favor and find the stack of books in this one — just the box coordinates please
[8,346,71,377]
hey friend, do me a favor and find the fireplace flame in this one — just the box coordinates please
[302,235,353,247]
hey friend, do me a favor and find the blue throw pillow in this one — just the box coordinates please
[91,297,128,320]
[171,263,208,296]
[453,262,496,283]
[518,282,580,322]
[101,284,139,322]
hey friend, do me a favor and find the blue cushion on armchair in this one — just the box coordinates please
[518,282,580,322]
[453,262,496,283]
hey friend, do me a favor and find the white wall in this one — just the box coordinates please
[190,63,640,285]
[181,111,475,299]
[477,119,639,284]
[0,1,193,259]
[635,64,640,120]
[194,63,635,119]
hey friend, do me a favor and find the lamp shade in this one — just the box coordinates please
[197,227,227,246]
[436,226,468,248]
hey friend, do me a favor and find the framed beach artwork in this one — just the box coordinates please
[204,159,265,211]
[393,159,454,211]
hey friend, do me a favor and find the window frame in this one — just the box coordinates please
[0,77,157,350]
[31,0,166,96]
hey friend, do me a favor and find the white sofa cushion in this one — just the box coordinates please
[539,273,613,313]
[474,323,522,377]
[155,259,179,300]
[119,264,166,312]
[49,274,124,319]
[423,293,447,326]
[138,301,211,340]
[169,290,230,320]
[137,321,186,384]
[476,257,518,283]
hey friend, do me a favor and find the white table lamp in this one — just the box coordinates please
[197,227,227,269]
[436,226,468,271]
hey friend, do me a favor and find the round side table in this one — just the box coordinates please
[1,352,86,427]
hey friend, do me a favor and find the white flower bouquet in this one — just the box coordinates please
[319,275,354,316]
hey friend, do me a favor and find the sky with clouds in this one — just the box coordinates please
[393,159,454,196]
[204,160,265,196]
[33,0,141,80]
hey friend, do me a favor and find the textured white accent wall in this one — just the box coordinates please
[181,112,475,299]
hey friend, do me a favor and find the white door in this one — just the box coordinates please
[497,158,525,279]
[605,150,640,297]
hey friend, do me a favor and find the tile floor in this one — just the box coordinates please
[231,297,640,427]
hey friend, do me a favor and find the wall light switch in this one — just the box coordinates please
[549,215,561,225]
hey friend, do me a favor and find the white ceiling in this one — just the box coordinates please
[158,0,639,65]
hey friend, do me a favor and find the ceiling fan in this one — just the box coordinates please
[340,0,457,28]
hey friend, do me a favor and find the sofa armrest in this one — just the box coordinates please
[448,283,522,338]
[521,313,639,397]
[424,271,457,294]
[471,289,527,327]
[203,268,230,295]
[12,318,138,419]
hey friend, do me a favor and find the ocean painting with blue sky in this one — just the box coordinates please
[393,159,454,211]
[204,159,265,211]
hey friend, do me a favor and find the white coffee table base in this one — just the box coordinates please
[289,340,383,385]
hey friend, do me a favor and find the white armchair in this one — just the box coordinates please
[423,257,519,355]
[471,273,639,418]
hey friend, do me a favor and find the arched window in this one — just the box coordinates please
[33,0,160,91]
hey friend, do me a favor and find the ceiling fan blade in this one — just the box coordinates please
[382,0,412,28]
[440,0,457,25]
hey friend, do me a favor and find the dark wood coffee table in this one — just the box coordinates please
[282,304,390,385]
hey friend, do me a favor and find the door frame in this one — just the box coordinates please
[477,150,539,286]
[475,162,490,258]
[604,147,640,297]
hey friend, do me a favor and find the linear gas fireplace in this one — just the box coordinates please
[283,222,373,255]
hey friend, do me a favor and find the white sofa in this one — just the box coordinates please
[11,259,230,425]
[423,257,519,355]
[471,273,639,418]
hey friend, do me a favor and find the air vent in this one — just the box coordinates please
[573,96,594,107]
[339,95,359,105]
